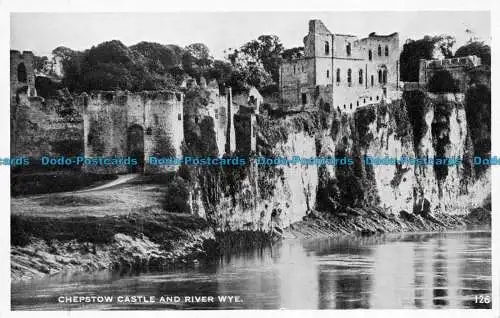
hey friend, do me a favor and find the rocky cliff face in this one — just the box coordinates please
[189,91,490,232]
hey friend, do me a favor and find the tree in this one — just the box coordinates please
[455,41,491,66]
[52,46,76,62]
[282,47,304,61]
[130,41,183,74]
[33,55,49,73]
[185,43,213,70]
[229,35,284,85]
[185,43,211,61]
[400,35,455,82]
[204,60,233,88]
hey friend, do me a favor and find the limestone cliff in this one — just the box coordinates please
[189,91,490,232]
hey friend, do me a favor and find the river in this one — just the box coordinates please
[11,230,491,310]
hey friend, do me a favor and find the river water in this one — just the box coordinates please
[11,230,491,310]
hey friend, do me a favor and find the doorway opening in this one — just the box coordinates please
[127,124,144,173]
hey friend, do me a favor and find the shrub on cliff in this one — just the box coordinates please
[400,35,455,82]
[163,177,190,213]
[428,70,459,93]
[455,41,491,66]
[465,84,491,175]
[431,102,452,181]
[403,90,428,149]
[354,106,376,149]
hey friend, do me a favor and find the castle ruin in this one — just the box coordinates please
[280,19,400,112]
[418,55,483,92]
[10,50,256,174]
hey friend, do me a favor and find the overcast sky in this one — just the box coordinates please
[11,12,490,58]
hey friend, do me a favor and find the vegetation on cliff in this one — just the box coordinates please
[400,35,455,82]
[400,34,490,82]
[403,90,429,150]
[428,70,459,93]
[455,41,491,65]
[465,83,491,175]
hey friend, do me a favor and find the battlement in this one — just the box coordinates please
[78,90,183,105]
[420,55,481,70]
[86,90,181,97]
[10,50,35,59]
[10,49,36,98]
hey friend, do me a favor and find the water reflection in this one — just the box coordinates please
[432,238,448,308]
[11,231,491,310]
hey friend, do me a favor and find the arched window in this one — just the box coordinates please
[336,68,341,83]
[325,41,330,55]
[346,43,351,56]
[17,63,27,83]
[347,69,352,85]
[326,70,330,78]
[385,45,389,56]
[358,69,363,84]
[371,75,374,87]
[368,50,372,61]
[378,70,382,83]
[383,70,387,84]
[378,45,382,56]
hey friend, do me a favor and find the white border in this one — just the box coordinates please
[0,1,498,318]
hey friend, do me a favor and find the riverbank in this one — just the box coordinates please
[284,207,491,239]
[11,211,215,281]
[11,206,490,282]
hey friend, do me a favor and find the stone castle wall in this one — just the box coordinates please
[183,86,236,156]
[10,52,254,175]
[78,90,184,174]
[11,93,84,163]
[418,55,482,92]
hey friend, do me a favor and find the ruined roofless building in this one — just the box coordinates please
[279,20,400,112]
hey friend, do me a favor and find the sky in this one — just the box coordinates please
[11,12,490,59]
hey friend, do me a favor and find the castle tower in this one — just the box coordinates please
[10,50,36,100]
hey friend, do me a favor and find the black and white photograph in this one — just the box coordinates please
[4,6,496,313]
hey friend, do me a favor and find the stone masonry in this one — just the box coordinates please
[280,20,401,113]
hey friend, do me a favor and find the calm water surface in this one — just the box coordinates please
[11,230,491,310]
